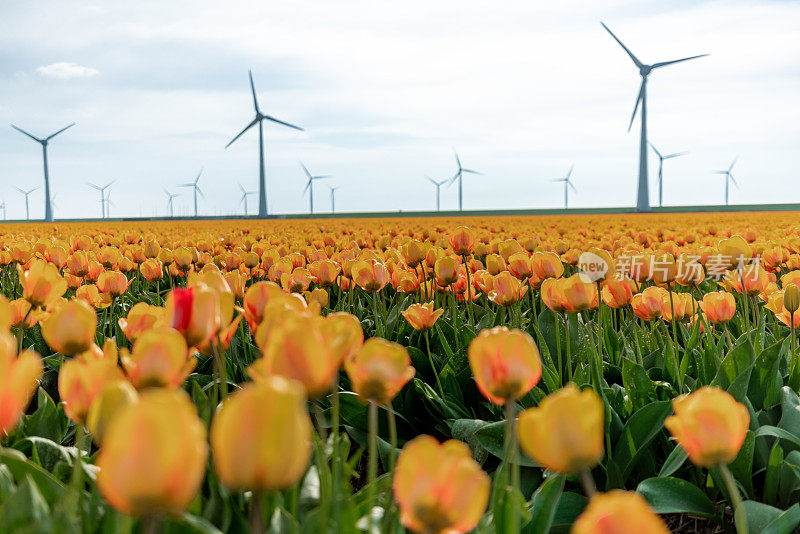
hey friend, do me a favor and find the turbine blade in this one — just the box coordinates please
[104,180,115,188]
[195,168,203,183]
[712,171,728,174]
[567,165,574,179]
[729,174,739,187]
[628,80,645,132]
[652,54,709,69]
[11,124,42,143]
[239,183,246,194]
[729,157,738,172]
[313,175,332,180]
[225,118,259,148]
[197,188,205,199]
[454,150,462,170]
[462,169,482,175]
[649,142,662,158]
[263,114,304,131]
[14,187,25,194]
[88,182,101,190]
[569,181,577,193]
[45,122,75,141]
[426,176,437,185]
[303,180,311,194]
[600,22,643,68]
[300,162,312,179]
[664,152,688,159]
[248,70,260,113]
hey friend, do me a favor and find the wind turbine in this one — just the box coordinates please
[10,122,74,222]
[425,176,448,211]
[88,181,114,218]
[164,189,180,218]
[649,144,686,208]
[552,166,576,209]
[712,157,739,206]
[0,200,5,220]
[601,22,708,213]
[15,187,38,221]
[447,150,482,211]
[179,168,204,217]
[329,185,340,214]
[225,70,304,218]
[105,190,114,218]
[300,162,330,214]
[238,183,255,215]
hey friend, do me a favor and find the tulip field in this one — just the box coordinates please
[4,212,800,533]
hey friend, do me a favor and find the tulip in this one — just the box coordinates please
[164,285,221,348]
[722,264,769,295]
[85,379,139,445]
[660,291,695,322]
[700,291,736,324]
[96,388,207,515]
[66,250,90,277]
[0,295,10,332]
[785,285,800,313]
[281,267,312,293]
[304,287,329,310]
[139,258,163,282]
[242,281,284,330]
[97,270,130,297]
[651,252,677,286]
[393,436,490,534]
[58,353,125,424]
[541,277,568,313]
[468,327,541,405]
[9,298,38,328]
[76,284,113,309]
[173,247,193,270]
[211,376,312,491]
[345,338,415,405]
[351,259,389,292]
[0,332,43,436]
[485,254,507,276]
[572,491,670,534]
[531,251,564,281]
[309,259,341,287]
[488,271,527,307]
[631,286,667,321]
[189,269,234,328]
[718,235,752,268]
[664,386,749,467]
[98,246,121,269]
[400,239,430,268]
[41,299,97,356]
[507,252,533,280]
[561,274,596,313]
[118,302,164,342]
[517,384,604,473]
[434,256,458,286]
[449,226,475,256]
[120,327,195,389]
[601,277,635,308]
[401,302,444,331]
[17,259,67,308]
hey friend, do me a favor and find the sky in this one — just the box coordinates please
[0,0,798,219]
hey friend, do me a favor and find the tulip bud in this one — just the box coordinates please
[517,384,604,473]
[401,302,444,331]
[0,332,43,436]
[345,338,415,405]
[41,299,97,356]
[785,285,800,314]
[96,388,207,515]
[211,377,312,491]
[120,327,195,389]
[572,491,670,534]
[85,379,139,446]
[700,291,736,324]
[58,353,125,424]
[165,285,221,347]
[18,260,67,308]
[468,327,541,405]
[449,226,475,256]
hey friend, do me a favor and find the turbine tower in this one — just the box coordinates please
[649,144,686,208]
[601,22,707,213]
[225,70,304,218]
[552,166,576,209]
[88,181,114,218]
[164,189,180,218]
[425,176,448,211]
[0,200,6,220]
[10,122,74,222]
[447,150,481,211]
[15,187,38,221]
[329,185,340,214]
[105,191,114,218]
[300,162,330,214]
[179,168,204,217]
[238,183,255,215]
[713,157,739,206]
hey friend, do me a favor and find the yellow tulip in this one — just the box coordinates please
[41,299,97,356]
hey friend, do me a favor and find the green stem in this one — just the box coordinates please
[424,330,445,398]
[331,383,342,529]
[463,255,475,325]
[580,468,597,498]
[564,313,573,383]
[504,401,519,534]
[372,291,383,337]
[719,463,748,534]
[142,515,161,534]
[367,401,379,532]
[554,312,563,386]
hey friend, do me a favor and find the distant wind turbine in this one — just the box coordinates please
[0,200,5,220]
[15,186,38,221]
[552,166,576,209]
[225,70,304,218]
[164,189,180,218]
[300,162,330,214]
[712,157,739,206]
[601,22,708,213]
[179,168,204,217]
[105,191,114,218]
[10,122,74,222]
[447,150,482,211]
[329,185,340,213]
[649,144,686,208]
[426,176,449,211]
[238,183,255,215]
[88,181,114,218]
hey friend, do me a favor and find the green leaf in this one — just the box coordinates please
[728,430,755,498]
[0,475,52,532]
[765,441,784,506]
[741,501,785,534]
[0,448,66,505]
[22,388,65,444]
[658,445,688,478]
[636,477,718,518]
[748,338,787,411]
[474,421,538,467]
[612,401,672,478]
[763,503,800,534]
[550,492,587,529]
[778,387,800,441]
[621,358,656,412]
[711,338,756,402]
[522,474,564,534]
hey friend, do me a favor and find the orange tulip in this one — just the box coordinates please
[450,226,475,256]
[541,277,568,313]
[664,386,749,467]
[488,271,527,307]
[58,352,125,424]
[601,277,635,308]
[164,285,221,347]
[722,264,769,295]
[434,256,458,286]
[352,259,389,292]
[507,252,533,280]
[281,267,312,293]
[242,280,284,330]
[660,291,696,322]
[97,270,130,297]
[76,284,113,309]
[66,250,90,277]
[572,491,670,534]
[517,384,604,473]
[561,274,596,313]
[468,327,541,405]
[718,235,752,268]
[700,291,736,324]
[401,302,444,331]
[120,327,196,389]
[393,436,490,534]
[400,239,430,268]
[631,286,667,321]
[211,376,312,491]
[40,299,97,356]
[531,251,564,281]
[309,259,341,287]
[118,302,164,342]
[345,338,415,405]
[17,259,67,308]
[85,379,139,445]
[96,388,207,515]
[0,332,43,436]
[8,298,38,328]
[139,258,164,282]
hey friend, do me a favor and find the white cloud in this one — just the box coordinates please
[36,62,99,80]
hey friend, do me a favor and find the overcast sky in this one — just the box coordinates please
[0,0,798,219]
